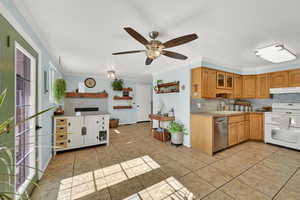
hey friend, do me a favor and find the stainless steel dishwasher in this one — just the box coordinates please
[213,117,228,152]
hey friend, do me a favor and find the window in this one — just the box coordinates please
[15,43,36,194]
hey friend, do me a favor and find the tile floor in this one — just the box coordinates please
[31,123,300,200]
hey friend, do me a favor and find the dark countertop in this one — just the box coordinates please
[54,111,110,117]
[191,111,267,117]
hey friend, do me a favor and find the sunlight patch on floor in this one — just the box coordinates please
[123,177,194,200]
[114,129,121,134]
[57,155,160,200]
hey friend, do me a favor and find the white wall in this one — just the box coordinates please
[152,65,191,147]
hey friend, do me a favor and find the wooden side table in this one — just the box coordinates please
[149,114,175,142]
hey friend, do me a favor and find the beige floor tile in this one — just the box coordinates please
[108,177,143,200]
[237,170,282,197]
[202,190,234,200]
[161,161,191,179]
[220,179,271,200]
[196,166,233,187]
[274,187,300,200]
[32,123,300,200]
[179,172,216,199]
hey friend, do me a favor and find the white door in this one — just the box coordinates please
[67,117,83,147]
[135,84,152,122]
[15,43,36,192]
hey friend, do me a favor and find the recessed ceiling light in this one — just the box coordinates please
[255,44,296,63]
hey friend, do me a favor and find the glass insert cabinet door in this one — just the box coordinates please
[15,43,36,192]
[216,72,226,89]
[226,73,234,89]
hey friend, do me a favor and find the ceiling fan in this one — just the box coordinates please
[112,27,198,65]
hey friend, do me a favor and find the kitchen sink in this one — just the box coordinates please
[209,111,244,115]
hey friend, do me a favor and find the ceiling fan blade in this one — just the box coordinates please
[163,33,198,49]
[162,50,188,60]
[112,50,145,55]
[145,57,153,65]
[124,27,149,45]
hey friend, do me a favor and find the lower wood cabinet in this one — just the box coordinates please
[249,113,264,141]
[228,123,238,146]
[228,115,246,146]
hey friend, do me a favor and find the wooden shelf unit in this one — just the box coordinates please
[156,81,180,94]
[113,106,133,109]
[66,92,108,98]
[113,96,133,100]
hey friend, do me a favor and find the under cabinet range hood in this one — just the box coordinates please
[270,87,300,94]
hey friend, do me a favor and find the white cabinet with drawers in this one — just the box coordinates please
[54,114,109,153]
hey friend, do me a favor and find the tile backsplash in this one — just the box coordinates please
[191,93,300,112]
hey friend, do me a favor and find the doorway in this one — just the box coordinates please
[135,84,152,122]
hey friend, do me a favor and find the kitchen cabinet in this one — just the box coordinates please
[243,75,256,98]
[202,68,217,98]
[228,123,238,146]
[256,74,270,98]
[289,69,300,87]
[54,114,109,153]
[228,115,245,146]
[249,113,264,141]
[237,121,246,143]
[270,71,289,88]
[191,67,216,98]
[67,117,84,147]
[233,74,243,98]
[226,73,234,89]
[217,71,226,89]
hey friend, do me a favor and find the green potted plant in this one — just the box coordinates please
[167,121,187,145]
[111,79,124,91]
[109,118,119,128]
[53,78,66,115]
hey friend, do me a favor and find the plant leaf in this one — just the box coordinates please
[0,88,7,108]
[0,107,54,135]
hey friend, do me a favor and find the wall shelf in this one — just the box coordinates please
[155,81,180,94]
[66,92,108,98]
[113,106,133,109]
[113,96,133,100]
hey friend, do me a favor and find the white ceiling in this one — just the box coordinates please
[14,0,300,81]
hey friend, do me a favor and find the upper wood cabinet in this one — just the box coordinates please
[256,73,270,98]
[216,71,233,90]
[216,72,226,89]
[202,68,217,98]
[249,113,264,141]
[243,75,256,98]
[191,67,216,98]
[233,74,243,98]
[226,73,234,89]
[289,69,300,87]
[270,71,289,88]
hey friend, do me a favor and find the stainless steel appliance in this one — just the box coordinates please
[213,117,228,152]
[265,103,300,150]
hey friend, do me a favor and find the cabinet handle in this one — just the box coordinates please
[60,127,64,130]
[68,122,71,126]
[96,136,99,140]
[59,135,64,138]
[59,142,64,145]
[60,120,64,122]
[68,139,71,143]
[81,127,87,135]
[96,121,99,124]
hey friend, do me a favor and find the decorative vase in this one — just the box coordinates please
[54,105,64,115]
[171,132,183,145]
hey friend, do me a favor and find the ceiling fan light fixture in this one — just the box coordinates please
[255,44,296,63]
[107,70,116,79]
